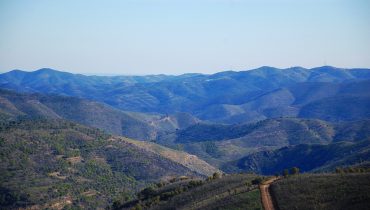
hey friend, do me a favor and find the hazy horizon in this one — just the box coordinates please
[2,65,370,77]
[1,0,369,75]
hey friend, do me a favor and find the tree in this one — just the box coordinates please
[134,203,143,210]
[251,177,262,185]
[283,169,289,177]
[291,167,300,175]
[212,172,221,179]
[112,200,122,209]
[138,187,156,199]
[335,167,344,174]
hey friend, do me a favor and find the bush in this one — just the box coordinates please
[251,178,262,185]
[213,172,221,179]
[291,167,299,175]
[283,169,289,177]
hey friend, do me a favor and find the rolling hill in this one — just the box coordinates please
[116,173,263,210]
[224,140,370,174]
[271,173,370,210]
[1,66,370,124]
[0,89,200,141]
[1,88,369,171]
[0,118,218,209]
[158,118,370,167]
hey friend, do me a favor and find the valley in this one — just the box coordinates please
[0,66,370,209]
[2,0,369,208]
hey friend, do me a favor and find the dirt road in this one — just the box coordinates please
[260,177,279,210]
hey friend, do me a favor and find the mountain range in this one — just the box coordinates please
[1,66,370,209]
[2,87,369,170]
[1,66,370,124]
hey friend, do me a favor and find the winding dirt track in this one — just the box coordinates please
[260,177,279,210]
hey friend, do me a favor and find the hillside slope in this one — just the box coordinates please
[271,173,370,210]
[117,173,263,210]
[0,89,199,141]
[0,118,217,209]
[2,89,369,171]
[224,140,370,174]
[160,118,370,167]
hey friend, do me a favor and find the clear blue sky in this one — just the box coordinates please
[0,0,369,75]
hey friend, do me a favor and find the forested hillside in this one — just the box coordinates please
[224,140,370,174]
[159,118,370,167]
[0,118,217,209]
[271,173,370,210]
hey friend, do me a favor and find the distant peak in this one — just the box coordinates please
[8,69,26,73]
[287,66,306,70]
[311,66,340,71]
[35,68,65,73]
[258,66,277,69]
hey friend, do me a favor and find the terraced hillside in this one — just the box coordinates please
[116,173,263,210]
[0,118,217,209]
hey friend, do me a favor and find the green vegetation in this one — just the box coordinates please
[169,118,370,169]
[335,165,370,173]
[116,173,263,210]
[0,118,204,209]
[291,167,300,175]
[271,173,370,210]
[2,88,370,174]
[1,68,370,209]
[226,140,370,174]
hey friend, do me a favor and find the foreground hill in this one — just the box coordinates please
[225,140,370,174]
[271,173,370,210]
[116,173,263,210]
[114,172,370,210]
[0,118,217,209]
[1,66,370,123]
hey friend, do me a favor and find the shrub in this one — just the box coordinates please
[291,167,300,175]
[283,169,289,177]
[213,172,221,179]
[138,187,156,199]
[251,178,262,185]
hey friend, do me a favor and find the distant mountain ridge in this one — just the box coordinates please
[1,66,370,124]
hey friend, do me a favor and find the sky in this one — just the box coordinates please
[0,0,369,75]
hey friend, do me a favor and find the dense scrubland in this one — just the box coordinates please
[116,173,264,210]
[0,118,216,209]
[271,173,370,210]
